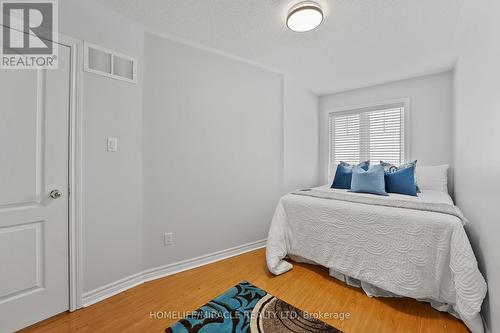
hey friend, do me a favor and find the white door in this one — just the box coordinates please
[0,43,71,332]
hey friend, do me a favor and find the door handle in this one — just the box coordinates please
[49,189,63,199]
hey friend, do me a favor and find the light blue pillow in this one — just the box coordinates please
[349,165,388,196]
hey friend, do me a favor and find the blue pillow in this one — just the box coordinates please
[380,160,420,193]
[331,161,369,189]
[384,164,417,196]
[349,165,388,196]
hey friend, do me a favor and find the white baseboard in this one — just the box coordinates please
[81,271,144,307]
[82,239,266,307]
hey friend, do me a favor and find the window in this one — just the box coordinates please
[328,102,407,178]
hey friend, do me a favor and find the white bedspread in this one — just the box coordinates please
[266,186,487,332]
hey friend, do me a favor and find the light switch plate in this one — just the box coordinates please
[107,137,118,152]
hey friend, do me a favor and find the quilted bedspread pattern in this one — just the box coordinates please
[266,190,487,332]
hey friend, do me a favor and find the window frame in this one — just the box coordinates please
[325,98,411,182]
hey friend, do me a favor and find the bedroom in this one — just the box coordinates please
[0,0,497,332]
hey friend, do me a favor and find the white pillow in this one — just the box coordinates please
[416,165,449,193]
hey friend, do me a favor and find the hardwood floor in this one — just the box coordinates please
[21,248,468,333]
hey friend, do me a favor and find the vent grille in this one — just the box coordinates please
[84,42,137,83]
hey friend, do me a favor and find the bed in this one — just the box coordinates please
[266,185,487,333]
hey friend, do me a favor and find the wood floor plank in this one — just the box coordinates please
[20,248,469,333]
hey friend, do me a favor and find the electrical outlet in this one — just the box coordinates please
[164,232,173,246]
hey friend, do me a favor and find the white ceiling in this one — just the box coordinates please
[96,0,463,95]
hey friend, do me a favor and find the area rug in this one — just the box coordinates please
[165,281,343,333]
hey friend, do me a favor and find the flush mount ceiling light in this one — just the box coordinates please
[286,2,323,32]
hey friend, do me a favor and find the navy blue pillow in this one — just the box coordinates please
[331,161,369,189]
[384,164,417,196]
[349,165,388,196]
[381,160,420,193]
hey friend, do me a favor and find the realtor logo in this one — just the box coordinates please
[1,0,58,69]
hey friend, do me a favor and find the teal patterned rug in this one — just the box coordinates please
[165,281,342,333]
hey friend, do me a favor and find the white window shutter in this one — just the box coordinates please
[329,104,406,176]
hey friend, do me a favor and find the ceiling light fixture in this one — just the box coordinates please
[286,2,323,32]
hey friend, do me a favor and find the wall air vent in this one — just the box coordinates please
[84,42,137,83]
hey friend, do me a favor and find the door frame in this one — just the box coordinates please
[58,34,84,311]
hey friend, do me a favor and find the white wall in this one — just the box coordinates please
[59,0,320,300]
[319,72,454,191]
[283,75,320,191]
[142,33,286,270]
[60,0,145,294]
[454,1,500,331]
